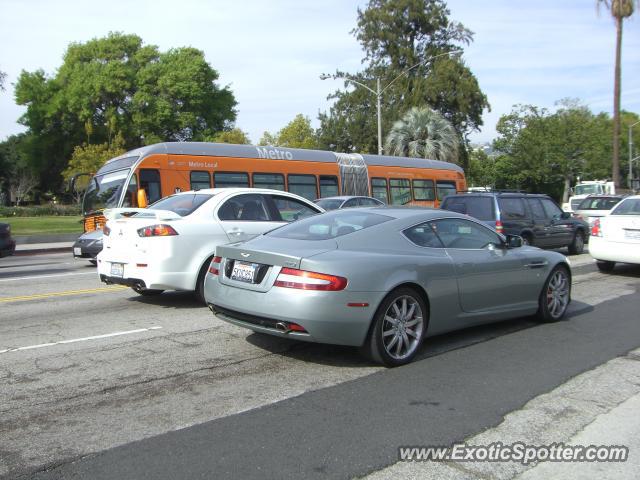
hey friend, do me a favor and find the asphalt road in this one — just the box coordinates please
[1,251,639,479]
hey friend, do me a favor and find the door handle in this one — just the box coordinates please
[228,229,244,236]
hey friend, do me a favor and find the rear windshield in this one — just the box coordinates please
[577,197,621,211]
[148,194,214,216]
[315,199,343,211]
[442,196,495,221]
[610,198,640,216]
[267,210,393,240]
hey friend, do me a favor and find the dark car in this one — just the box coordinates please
[0,223,17,257]
[72,230,103,265]
[440,192,589,254]
[314,196,385,211]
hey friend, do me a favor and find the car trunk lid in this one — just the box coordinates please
[602,215,640,243]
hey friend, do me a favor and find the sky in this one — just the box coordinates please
[0,0,638,147]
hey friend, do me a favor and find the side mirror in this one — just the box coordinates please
[137,188,148,208]
[505,234,523,248]
[560,211,571,220]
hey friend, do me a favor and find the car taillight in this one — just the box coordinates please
[274,267,347,291]
[137,224,179,237]
[208,256,222,275]
[103,225,111,236]
[495,219,503,233]
[591,218,602,237]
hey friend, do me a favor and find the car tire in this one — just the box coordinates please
[568,231,585,255]
[536,265,571,322]
[596,260,615,272]
[131,285,164,296]
[89,259,97,266]
[361,287,428,367]
[195,256,214,304]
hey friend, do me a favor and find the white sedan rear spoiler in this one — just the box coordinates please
[104,208,182,221]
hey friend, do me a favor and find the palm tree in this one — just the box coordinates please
[385,107,458,162]
[597,0,637,187]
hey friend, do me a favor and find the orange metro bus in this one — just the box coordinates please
[81,142,466,232]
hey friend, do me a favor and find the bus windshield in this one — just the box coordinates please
[83,169,131,215]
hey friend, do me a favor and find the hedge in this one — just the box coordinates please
[0,204,82,217]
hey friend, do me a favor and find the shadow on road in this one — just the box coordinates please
[125,291,204,310]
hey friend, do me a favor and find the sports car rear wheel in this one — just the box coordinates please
[537,265,570,322]
[363,287,427,367]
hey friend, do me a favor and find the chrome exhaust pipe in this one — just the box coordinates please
[275,322,291,334]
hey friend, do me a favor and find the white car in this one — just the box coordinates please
[589,195,640,272]
[97,188,323,301]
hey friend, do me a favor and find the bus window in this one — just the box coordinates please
[122,173,139,207]
[140,169,162,204]
[389,179,411,205]
[413,179,435,201]
[214,172,249,188]
[190,171,211,190]
[288,174,317,201]
[319,176,339,197]
[371,178,388,204]
[253,173,285,191]
[436,181,457,201]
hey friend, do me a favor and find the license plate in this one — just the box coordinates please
[230,261,258,283]
[74,247,82,256]
[624,230,640,241]
[110,262,124,277]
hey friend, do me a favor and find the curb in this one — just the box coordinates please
[14,233,81,245]
[14,246,73,256]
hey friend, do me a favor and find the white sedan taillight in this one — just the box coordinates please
[274,268,347,291]
[137,224,179,237]
[591,218,602,237]
[208,256,222,275]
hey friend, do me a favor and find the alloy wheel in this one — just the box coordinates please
[381,295,424,361]
[546,269,570,319]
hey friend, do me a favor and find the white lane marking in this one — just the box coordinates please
[0,326,163,354]
[0,271,96,282]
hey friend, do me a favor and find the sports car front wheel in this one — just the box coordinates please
[537,265,571,322]
[362,287,427,367]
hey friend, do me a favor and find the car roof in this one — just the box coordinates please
[316,196,379,201]
[342,206,470,221]
[173,187,304,197]
[447,191,551,198]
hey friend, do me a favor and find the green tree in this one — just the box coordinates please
[492,100,612,201]
[467,148,496,189]
[0,69,6,90]
[318,0,489,165]
[596,0,638,187]
[209,128,251,144]
[14,32,237,193]
[385,106,458,161]
[259,115,318,149]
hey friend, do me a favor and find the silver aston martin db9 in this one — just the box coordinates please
[204,208,571,366]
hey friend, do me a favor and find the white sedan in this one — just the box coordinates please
[589,195,640,272]
[97,188,323,301]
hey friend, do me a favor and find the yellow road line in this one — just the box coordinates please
[0,286,129,303]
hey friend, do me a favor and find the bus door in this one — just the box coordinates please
[139,169,162,205]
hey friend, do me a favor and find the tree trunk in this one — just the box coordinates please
[612,16,623,187]
[563,175,572,204]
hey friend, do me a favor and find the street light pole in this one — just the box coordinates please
[321,49,463,156]
[629,120,640,190]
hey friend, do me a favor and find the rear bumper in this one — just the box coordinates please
[100,274,146,288]
[97,257,195,291]
[204,274,384,347]
[589,237,640,264]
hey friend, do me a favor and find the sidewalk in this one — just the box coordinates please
[15,241,74,254]
[364,347,640,480]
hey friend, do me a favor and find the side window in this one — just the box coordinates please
[319,176,339,197]
[498,198,527,220]
[214,172,249,188]
[371,178,388,204]
[343,199,358,208]
[540,198,563,219]
[139,169,162,204]
[413,180,435,201]
[217,194,270,221]
[527,198,547,220]
[122,174,139,207]
[253,173,285,191]
[190,171,211,191]
[269,195,319,222]
[288,174,317,200]
[403,223,443,248]
[431,218,502,249]
[389,179,411,205]
[436,181,456,201]
[360,198,382,206]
